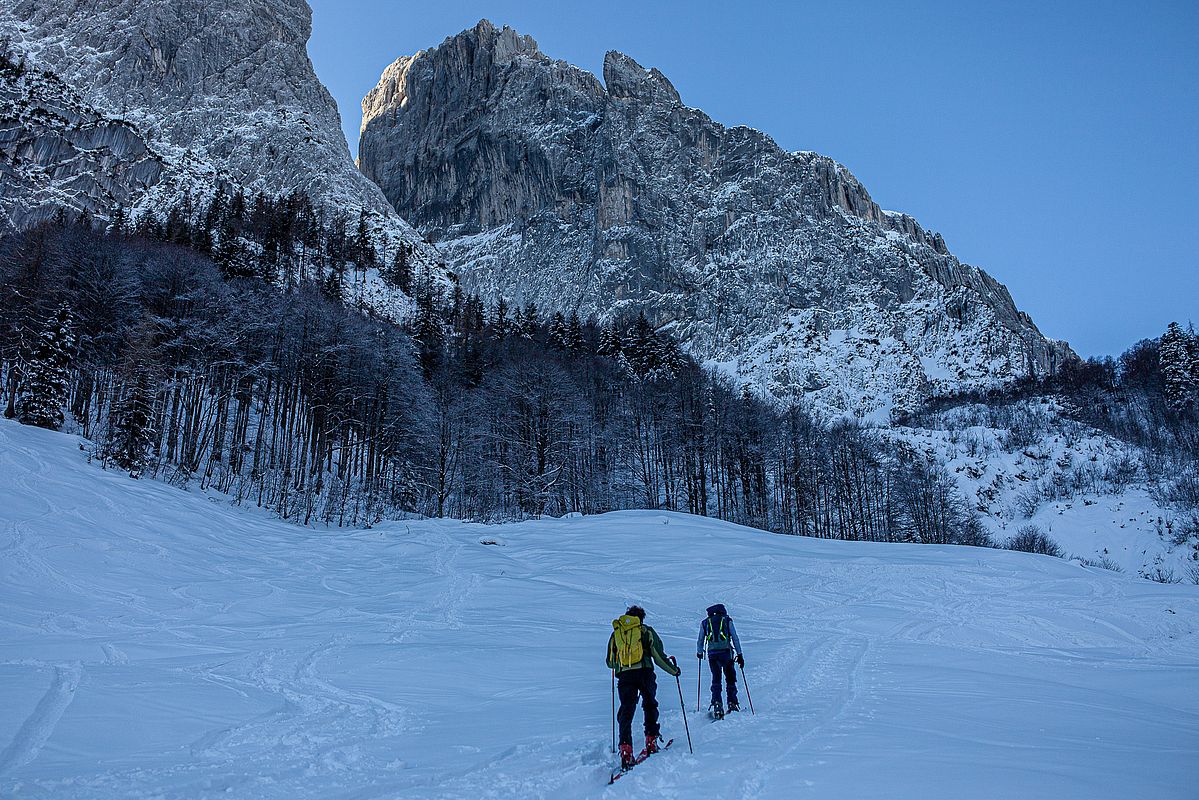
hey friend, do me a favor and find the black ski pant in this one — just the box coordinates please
[708,649,738,706]
[616,667,660,745]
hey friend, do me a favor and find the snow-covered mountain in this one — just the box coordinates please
[0,0,440,281]
[360,20,1074,417]
[2,419,1196,798]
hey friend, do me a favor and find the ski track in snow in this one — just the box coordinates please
[0,662,83,777]
[732,635,869,799]
[1,419,1198,799]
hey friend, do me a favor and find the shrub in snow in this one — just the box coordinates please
[1144,567,1181,584]
[1014,489,1040,519]
[1162,514,1199,547]
[1159,469,1199,507]
[953,516,996,548]
[1074,555,1123,573]
[1007,525,1063,557]
[1102,456,1140,491]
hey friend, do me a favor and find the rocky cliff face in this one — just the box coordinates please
[360,20,1074,415]
[0,56,164,229]
[0,0,438,285]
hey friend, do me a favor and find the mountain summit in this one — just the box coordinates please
[360,20,1073,415]
[1,0,438,279]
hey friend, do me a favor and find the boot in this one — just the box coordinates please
[645,734,660,755]
[727,700,740,713]
[710,699,724,720]
[619,742,635,769]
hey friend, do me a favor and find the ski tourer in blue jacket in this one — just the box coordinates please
[696,603,743,713]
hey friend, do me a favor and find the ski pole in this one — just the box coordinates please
[738,662,755,715]
[611,670,616,753]
[696,652,702,712]
[674,671,693,754]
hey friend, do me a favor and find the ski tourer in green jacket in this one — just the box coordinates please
[606,605,681,764]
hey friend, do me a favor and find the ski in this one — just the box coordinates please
[608,738,674,784]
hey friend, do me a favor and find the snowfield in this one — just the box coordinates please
[2,420,1197,799]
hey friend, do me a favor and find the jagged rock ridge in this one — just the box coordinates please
[360,20,1074,415]
[0,0,441,297]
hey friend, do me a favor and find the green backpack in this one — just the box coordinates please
[612,615,645,668]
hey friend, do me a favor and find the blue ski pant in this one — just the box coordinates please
[616,667,660,745]
[708,650,738,706]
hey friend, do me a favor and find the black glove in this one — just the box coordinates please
[668,655,680,675]
[735,653,744,668]
[696,653,704,660]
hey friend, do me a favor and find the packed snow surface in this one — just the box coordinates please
[2,419,1197,799]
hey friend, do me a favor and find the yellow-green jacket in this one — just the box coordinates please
[606,623,681,676]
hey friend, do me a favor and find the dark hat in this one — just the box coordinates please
[706,603,727,617]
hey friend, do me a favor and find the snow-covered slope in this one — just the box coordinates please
[889,399,1199,580]
[360,21,1074,416]
[2,418,1197,799]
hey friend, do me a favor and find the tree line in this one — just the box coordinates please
[5,207,1194,548]
[0,211,996,543]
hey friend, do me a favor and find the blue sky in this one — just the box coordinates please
[308,0,1198,358]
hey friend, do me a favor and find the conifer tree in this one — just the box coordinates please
[322,252,351,303]
[215,231,254,280]
[619,313,683,381]
[164,200,192,245]
[354,210,375,273]
[385,243,413,294]
[413,293,445,379]
[202,188,226,235]
[620,313,657,379]
[565,311,585,353]
[548,311,568,349]
[108,205,128,236]
[1161,321,1196,412]
[518,303,539,338]
[493,298,511,341]
[448,284,464,326]
[105,325,158,478]
[597,321,621,356]
[106,371,156,478]
[17,305,75,430]
[1188,323,1199,393]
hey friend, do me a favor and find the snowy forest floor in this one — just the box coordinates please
[2,419,1198,799]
